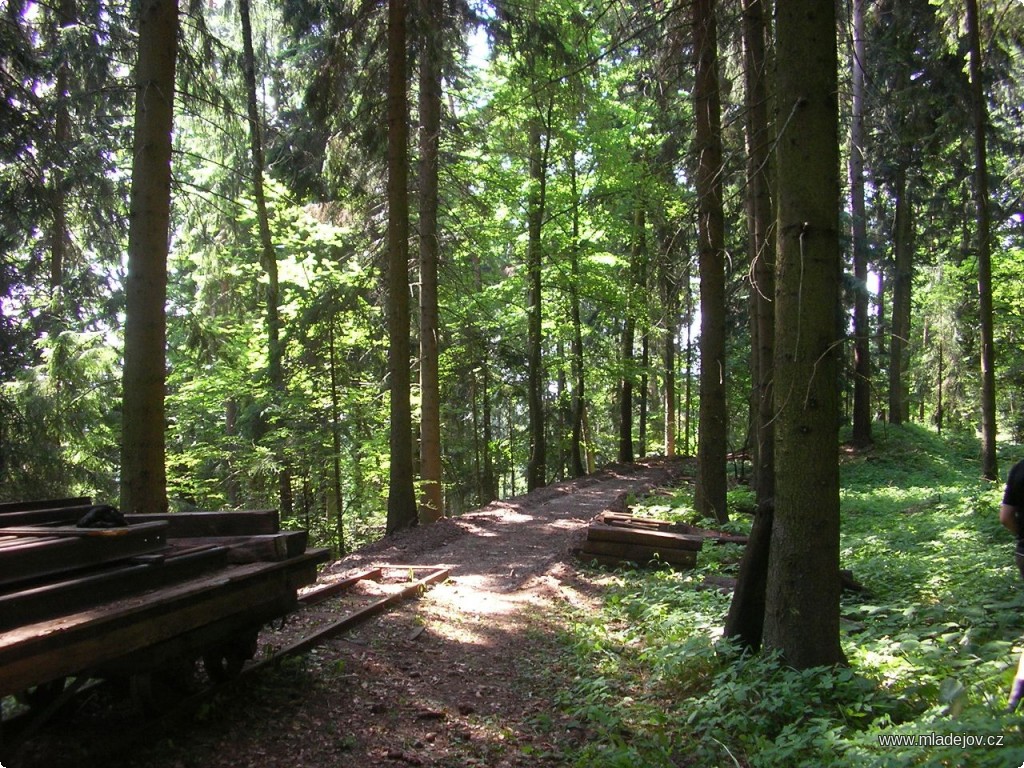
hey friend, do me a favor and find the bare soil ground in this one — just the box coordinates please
[12,457,690,768]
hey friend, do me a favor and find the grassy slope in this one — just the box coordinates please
[556,425,1024,767]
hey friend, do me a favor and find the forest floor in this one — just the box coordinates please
[14,456,691,768]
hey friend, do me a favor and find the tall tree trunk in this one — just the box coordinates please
[472,251,497,503]
[888,168,913,425]
[328,320,345,554]
[120,0,177,515]
[639,330,649,458]
[684,257,694,456]
[418,0,444,523]
[49,0,76,306]
[763,0,846,668]
[619,202,645,464]
[385,0,416,533]
[966,0,998,481]
[568,155,587,478]
[849,0,872,446]
[725,0,774,652]
[240,0,292,516]
[525,104,551,492]
[693,0,728,523]
[660,241,677,458]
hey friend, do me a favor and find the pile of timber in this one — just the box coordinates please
[0,497,328,700]
[575,511,749,570]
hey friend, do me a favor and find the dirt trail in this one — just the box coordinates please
[21,457,691,768]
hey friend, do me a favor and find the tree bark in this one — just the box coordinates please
[660,246,677,458]
[525,104,551,491]
[887,168,913,425]
[239,0,292,517]
[763,0,846,668]
[568,154,587,478]
[966,0,998,481]
[619,202,645,464]
[744,0,774,506]
[849,0,873,446]
[418,0,444,523]
[385,0,417,534]
[639,330,649,458]
[725,0,774,651]
[693,0,728,523]
[328,320,345,554]
[49,0,76,305]
[120,0,177,516]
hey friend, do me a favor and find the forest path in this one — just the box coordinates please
[23,457,691,768]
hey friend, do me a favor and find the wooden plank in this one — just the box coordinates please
[0,545,229,631]
[123,510,280,537]
[0,497,92,514]
[586,522,703,551]
[598,511,686,531]
[0,505,96,528]
[0,548,329,697]
[0,525,149,538]
[581,540,698,567]
[597,512,749,545]
[0,522,168,588]
[170,531,309,563]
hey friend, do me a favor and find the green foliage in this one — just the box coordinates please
[553,425,1024,767]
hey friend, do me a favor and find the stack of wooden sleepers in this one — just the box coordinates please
[0,497,329,702]
[575,510,749,570]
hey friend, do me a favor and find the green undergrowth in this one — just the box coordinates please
[557,425,1024,767]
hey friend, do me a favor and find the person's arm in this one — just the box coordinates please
[1001,503,1019,536]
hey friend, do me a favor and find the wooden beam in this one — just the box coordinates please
[580,540,698,568]
[0,505,96,528]
[172,531,308,563]
[586,522,703,551]
[0,497,92,514]
[0,545,228,630]
[123,510,280,537]
[0,522,169,588]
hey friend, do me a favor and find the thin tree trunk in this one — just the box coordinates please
[568,156,587,477]
[120,0,177,516]
[725,0,774,651]
[693,0,728,523]
[526,102,551,491]
[49,0,76,303]
[619,202,645,464]
[328,320,345,554]
[418,0,443,523]
[639,331,649,458]
[888,168,913,425]
[472,250,497,503]
[239,0,292,516]
[661,245,677,458]
[385,0,416,533]
[849,0,872,446]
[966,0,998,480]
[763,0,846,668]
[684,257,694,456]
